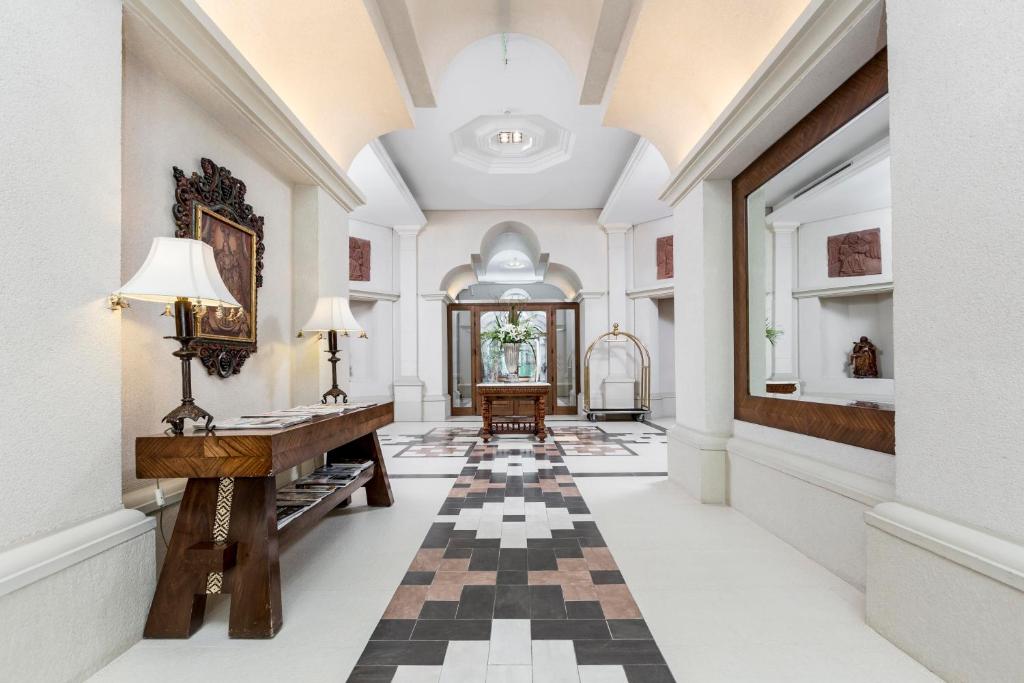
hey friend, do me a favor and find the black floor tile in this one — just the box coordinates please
[497,570,528,585]
[468,547,500,571]
[494,584,531,619]
[443,546,473,559]
[370,620,415,640]
[528,538,583,549]
[566,601,604,619]
[421,523,456,549]
[529,585,567,619]
[578,536,608,548]
[573,640,666,666]
[609,619,653,640]
[527,548,559,570]
[498,548,528,570]
[418,601,459,620]
[624,664,676,682]
[401,571,436,585]
[590,570,625,585]
[554,545,585,559]
[357,641,449,666]
[411,619,491,641]
[502,514,526,522]
[450,537,501,549]
[531,619,610,640]
[455,585,496,619]
[346,665,397,682]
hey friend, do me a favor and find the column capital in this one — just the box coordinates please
[768,220,799,234]
[601,223,633,235]
[395,224,424,237]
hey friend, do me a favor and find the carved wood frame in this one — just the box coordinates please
[172,158,265,377]
[732,49,895,454]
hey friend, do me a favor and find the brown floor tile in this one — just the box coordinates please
[439,557,471,572]
[425,583,464,601]
[562,584,599,601]
[583,547,618,570]
[596,584,642,619]
[528,570,594,586]
[433,571,497,586]
[382,586,429,619]
[409,549,445,572]
[557,558,590,572]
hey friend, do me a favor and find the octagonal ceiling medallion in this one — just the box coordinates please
[451,114,575,174]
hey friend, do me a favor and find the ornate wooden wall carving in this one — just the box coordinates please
[656,235,674,279]
[172,158,266,377]
[349,236,371,282]
[732,49,894,454]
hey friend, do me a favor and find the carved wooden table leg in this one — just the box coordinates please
[481,395,493,442]
[227,477,282,638]
[327,432,394,506]
[144,478,219,638]
[536,394,547,442]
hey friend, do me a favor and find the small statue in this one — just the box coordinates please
[849,336,879,378]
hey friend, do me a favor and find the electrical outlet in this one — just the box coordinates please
[154,486,166,508]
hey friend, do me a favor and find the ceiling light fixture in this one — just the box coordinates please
[496,130,524,144]
[506,257,527,269]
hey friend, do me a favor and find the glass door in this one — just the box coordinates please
[448,303,580,416]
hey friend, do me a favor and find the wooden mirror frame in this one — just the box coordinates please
[732,49,894,454]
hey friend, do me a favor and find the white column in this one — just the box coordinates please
[291,186,350,404]
[668,180,733,503]
[575,291,608,413]
[866,3,1024,679]
[768,221,798,379]
[393,224,424,420]
[601,223,635,409]
[420,292,452,421]
[631,295,660,413]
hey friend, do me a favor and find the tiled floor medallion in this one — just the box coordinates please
[348,440,675,682]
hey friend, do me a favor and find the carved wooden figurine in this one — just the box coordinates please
[850,336,879,378]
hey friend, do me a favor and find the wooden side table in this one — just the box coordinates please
[136,403,394,639]
[477,382,550,442]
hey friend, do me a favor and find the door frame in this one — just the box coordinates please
[447,302,581,416]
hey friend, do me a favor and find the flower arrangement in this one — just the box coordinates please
[765,317,784,346]
[481,304,541,345]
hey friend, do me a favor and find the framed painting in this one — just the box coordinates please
[172,158,265,377]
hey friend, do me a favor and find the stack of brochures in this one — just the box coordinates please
[274,461,374,528]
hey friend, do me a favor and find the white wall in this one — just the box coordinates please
[0,1,156,679]
[632,216,675,291]
[888,0,1024,543]
[121,49,296,496]
[349,219,396,292]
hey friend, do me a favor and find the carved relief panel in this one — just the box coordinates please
[656,235,673,279]
[350,236,371,282]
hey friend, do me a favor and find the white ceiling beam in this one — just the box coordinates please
[364,0,437,108]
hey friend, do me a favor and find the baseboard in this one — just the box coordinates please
[866,503,1024,680]
[667,423,729,503]
[0,509,154,598]
[0,510,156,680]
[727,433,894,588]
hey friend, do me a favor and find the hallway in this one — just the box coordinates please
[94,420,934,682]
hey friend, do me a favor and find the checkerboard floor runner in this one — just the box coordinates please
[347,441,675,682]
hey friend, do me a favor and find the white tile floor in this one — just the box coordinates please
[93,419,936,682]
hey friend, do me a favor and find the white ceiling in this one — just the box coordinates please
[598,138,673,225]
[347,140,426,227]
[381,33,638,210]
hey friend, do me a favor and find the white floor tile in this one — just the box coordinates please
[454,508,483,531]
[503,496,526,515]
[488,619,531,665]
[487,665,533,682]
[500,521,528,549]
[577,665,627,683]
[545,507,574,530]
[440,641,491,683]
[532,640,579,683]
[393,665,443,682]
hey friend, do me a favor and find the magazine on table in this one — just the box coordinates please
[199,415,312,430]
[275,505,306,527]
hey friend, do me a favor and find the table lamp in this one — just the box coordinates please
[114,237,241,433]
[299,296,367,404]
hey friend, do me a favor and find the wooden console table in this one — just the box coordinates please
[478,382,550,442]
[136,402,394,639]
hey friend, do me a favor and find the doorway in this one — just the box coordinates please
[448,302,580,416]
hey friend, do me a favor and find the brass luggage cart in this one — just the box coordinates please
[582,323,651,421]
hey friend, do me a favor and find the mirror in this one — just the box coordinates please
[746,95,893,410]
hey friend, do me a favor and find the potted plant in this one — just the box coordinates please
[481,304,541,380]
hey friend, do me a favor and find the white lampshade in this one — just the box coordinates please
[116,237,241,307]
[301,296,366,337]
